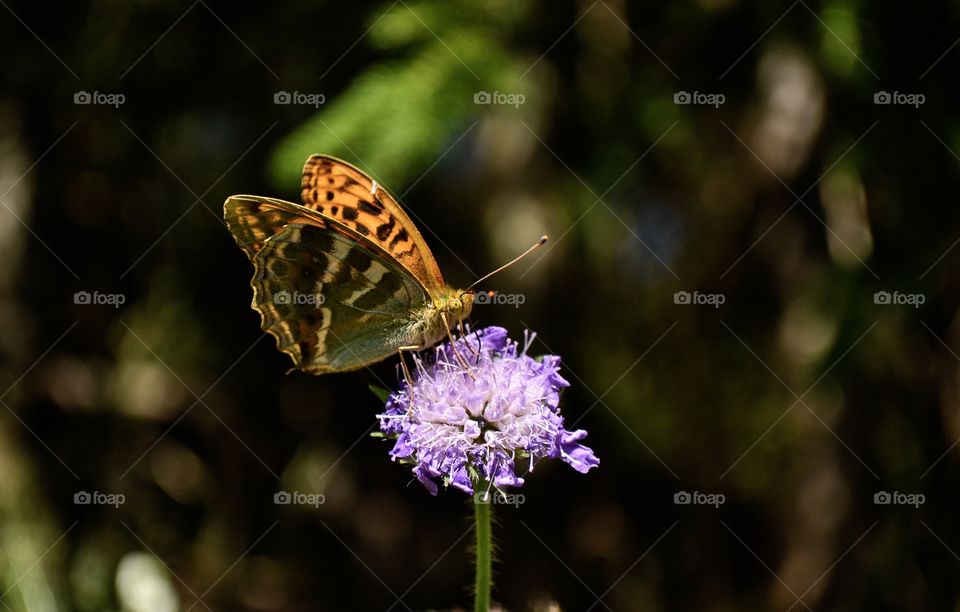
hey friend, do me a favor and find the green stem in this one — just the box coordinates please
[473,497,492,612]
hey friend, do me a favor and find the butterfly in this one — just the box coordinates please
[223,154,476,374]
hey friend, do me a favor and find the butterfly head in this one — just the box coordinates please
[436,287,474,323]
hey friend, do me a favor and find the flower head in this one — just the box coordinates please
[377,326,599,495]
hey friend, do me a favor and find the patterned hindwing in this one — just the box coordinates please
[300,154,446,292]
[251,222,429,373]
[224,194,329,261]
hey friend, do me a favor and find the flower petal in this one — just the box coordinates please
[557,429,600,473]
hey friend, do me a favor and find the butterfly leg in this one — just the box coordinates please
[457,319,481,359]
[441,312,476,379]
[397,345,421,410]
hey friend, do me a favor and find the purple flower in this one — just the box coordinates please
[377,326,599,495]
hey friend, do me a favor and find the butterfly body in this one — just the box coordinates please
[224,155,473,374]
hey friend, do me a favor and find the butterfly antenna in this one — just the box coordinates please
[465,235,548,292]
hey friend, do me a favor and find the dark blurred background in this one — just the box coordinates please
[2,0,960,610]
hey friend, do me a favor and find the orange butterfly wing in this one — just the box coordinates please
[300,154,446,292]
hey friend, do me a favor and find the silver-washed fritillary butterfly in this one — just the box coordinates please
[224,154,475,374]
